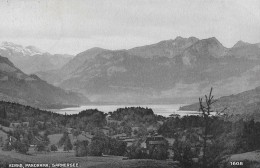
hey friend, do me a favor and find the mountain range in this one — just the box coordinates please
[1,37,260,105]
[33,36,260,104]
[0,42,73,74]
[0,55,87,108]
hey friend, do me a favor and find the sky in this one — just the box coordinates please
[0,0,259,55]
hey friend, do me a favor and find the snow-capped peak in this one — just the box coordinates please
[25,45,44,55]
[2,41,22,47]
[0,41,44,56]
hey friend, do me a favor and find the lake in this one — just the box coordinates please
[52,104,201,117]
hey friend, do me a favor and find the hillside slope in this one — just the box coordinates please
[0,56,87,108]
[179,86,260,121]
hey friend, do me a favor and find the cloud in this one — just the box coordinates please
[0,0,259,54]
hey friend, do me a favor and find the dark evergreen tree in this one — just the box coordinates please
[74,140,89,157]
[63,137,73,152]
[50,144,58,152]
[58,131,69,147]
[2,135,12,151]
[89,136,106,156]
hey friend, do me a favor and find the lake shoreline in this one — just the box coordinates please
[51,104,200,117]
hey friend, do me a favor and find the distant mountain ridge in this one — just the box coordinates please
[128,36,199,58]
[31,36,260,104]
[0,42,73,74]
[0,55,88,108]
[233,40,251,48]
[179,86,260,121]
[228,41,260,60]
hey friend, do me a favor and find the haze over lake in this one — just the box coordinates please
[53,104,200,117]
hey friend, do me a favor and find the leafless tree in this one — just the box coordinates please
[199,87,216,168]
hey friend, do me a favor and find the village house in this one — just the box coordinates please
[123,138,135,147]
[165,138,175,148]
[145,135,167,146]
[81,131,93,142]
[10,122,30,128]
[36,121,45,127]
[112,133,128,140]
[7,136,17,146]
[169,113,180,118]
[30,136,44,147]
[131,126,140,131]
[143,135,168,154]
[106,115,122,124]
[101,126,110,135]
[66,127,73,134]
[10,122,21,128]
[21,122,29,127]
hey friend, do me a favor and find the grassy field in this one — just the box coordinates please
[87,159,177,168]
[0,130,7,140]
[0,149,178,168]
[0,125,11,142]
[48,133,63,145]
[48,133,87,146]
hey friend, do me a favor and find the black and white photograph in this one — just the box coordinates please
[0,0,260,167]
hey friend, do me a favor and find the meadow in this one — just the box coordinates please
[0,150,177,168]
